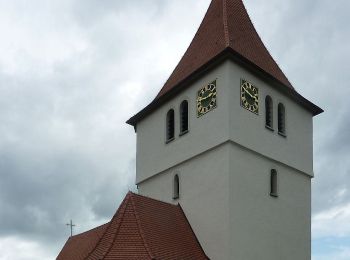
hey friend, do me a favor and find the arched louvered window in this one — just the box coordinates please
[278,103,286,136]
[180,100,189,135]
[173,174,180,199]
[166,109,175,142]
[270,169,278,197]
[265,96,273,129]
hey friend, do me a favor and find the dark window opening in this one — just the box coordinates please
[173,174,180,199]
[270,169,278,197]
[265,96,273,130]
[180,100,189,135]
[278,103,286,136]
[166,109,175,142]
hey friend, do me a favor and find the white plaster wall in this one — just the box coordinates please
[229,142,311,260]
[227,61,314,176]
[134,58,314,259]
[136,59,314,185]
[138,144,231,260]
[136,61,232,183]
[138,141,311,260]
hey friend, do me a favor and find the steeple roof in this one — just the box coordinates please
[127,0,322,126]
[157,0,292,98]
[57,192,209,260]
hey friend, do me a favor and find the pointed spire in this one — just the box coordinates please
[127,0,322,126]
[157,0,292,98]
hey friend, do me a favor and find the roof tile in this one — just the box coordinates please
[156,0,293,99]
[57,192,209,260]
[57,223,108,260]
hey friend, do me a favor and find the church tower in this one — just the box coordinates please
[127,0,323,259]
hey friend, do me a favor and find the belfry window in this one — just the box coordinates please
[265,96,273,130]
[173,174,180,199]
[270,169,278,197]
[180,100,189,135]
[166,109,175,142]
[278,103,286,136]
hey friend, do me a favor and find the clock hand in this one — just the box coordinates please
[198,93,214,102]
[243,88,256,100]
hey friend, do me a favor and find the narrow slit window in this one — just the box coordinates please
[278,103,286,136]
[180,100,189,135]
[270,169,278,197]
[166,109,175,142]
[265,96,273,129]
[173,174,180,199]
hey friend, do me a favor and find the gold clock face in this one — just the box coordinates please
[197,80,217,117]
[240,79,259,114]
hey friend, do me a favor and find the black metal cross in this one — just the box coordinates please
[66,219,76,237]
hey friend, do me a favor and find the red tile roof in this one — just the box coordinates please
[127,0,322,126]
[156,0,292,99]
[57,192,209,260]
[57,223,109,260]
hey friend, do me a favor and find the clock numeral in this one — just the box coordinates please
[197,80,217,117]
[240,79,259,115]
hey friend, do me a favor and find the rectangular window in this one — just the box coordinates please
[270,169,278,197]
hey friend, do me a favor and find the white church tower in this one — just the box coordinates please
[127,0,323,259]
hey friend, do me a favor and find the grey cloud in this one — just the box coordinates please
[244,0,350,217]
[0,0,349,259]
[0,2,139,254]
[70,0,168,32]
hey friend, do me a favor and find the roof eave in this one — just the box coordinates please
[126,48,323,128]
[126,49,230,128]
[226,49,324,116]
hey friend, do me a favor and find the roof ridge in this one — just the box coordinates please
[68,222,109,239]
[130,194,156,260]
[222,0,230,46]
[85,192,131,259]
[102,193,131,258]
[131,192,179,208]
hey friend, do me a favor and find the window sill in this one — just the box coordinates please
[278,131,287,138]
[165,137,175,144]
[179,130,189,137]
[270,193,278,198]
[265,125,274,132]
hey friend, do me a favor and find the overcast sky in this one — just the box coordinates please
[0,0,348,259]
